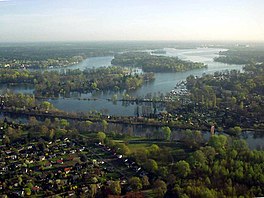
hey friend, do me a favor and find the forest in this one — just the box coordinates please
[111,52,206,72]
[182,63,264,131]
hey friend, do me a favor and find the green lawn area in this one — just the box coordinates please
[127,143,151,152]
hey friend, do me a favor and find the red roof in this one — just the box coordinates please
[57,159,63,163]
[64,167,71,172]
[32,186,40,191]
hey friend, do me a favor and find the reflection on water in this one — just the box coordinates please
[0,84,34,94]
[49,98,165,116]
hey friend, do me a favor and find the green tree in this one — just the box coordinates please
[18,176,23,186]
[24,188,31,196]
[175,160,191,178]
[41,101,53,110]
[181,129,203,148]
[3,135,10,145]
[145,159,158,173]
[133,148,148,163]
[40,125,49,137]
[129,177,142,191]
[101,120,108,132]
[116,143,130,155]
[141,175,150,189]
[48,129,55,140]
[90,184,97,198]
[189,150,207,169]
[29,116,38,126]
[91,82,98,90]
[201,146,216,164]
[97,132,106,144]
[159,166,169,177]
[60,119,69,128]
[208,135,227,152]
[111,94,118,102]
[228,126,242,136]
[153,179,167,198]
[6,127,21,141]
[200,188,217,198]
[162,126,171,141]
[44,118,51,127]
[110,181,121,195]
[232,139,249,152]
[149,144,160,156]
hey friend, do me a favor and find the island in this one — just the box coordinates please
[0,66,155,98]
[111,52,207,72]
[214,47,264,64]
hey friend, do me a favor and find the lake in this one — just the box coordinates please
[0,48,243,116]
[48,48,243,115]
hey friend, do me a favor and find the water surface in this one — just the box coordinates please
[50,48,243,115]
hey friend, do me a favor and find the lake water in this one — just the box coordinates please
[49,56,114,72]
[49,48,243,115]
[0,48,243,116]
[0,84,34,94]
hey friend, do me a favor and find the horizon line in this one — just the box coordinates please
[1,39,264,44]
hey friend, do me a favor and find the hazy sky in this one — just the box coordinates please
[0,0,264,42]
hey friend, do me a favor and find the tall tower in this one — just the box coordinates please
[210,125,215,136]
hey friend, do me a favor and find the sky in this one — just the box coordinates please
[0,0,264,42]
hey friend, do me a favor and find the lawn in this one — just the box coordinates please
[127,143,151,152]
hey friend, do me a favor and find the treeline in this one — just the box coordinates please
[214,48,264,64]
[105,131,264,197]
[111,52,206,72]
[0,44,114,69]
[0,56,85,69]
[0,42,203,69]
[0,67,155,97]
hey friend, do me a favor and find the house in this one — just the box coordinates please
[64,167,71,174]
[32,186,41,193]
[45,162,52,168]
[57,159,64,164]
